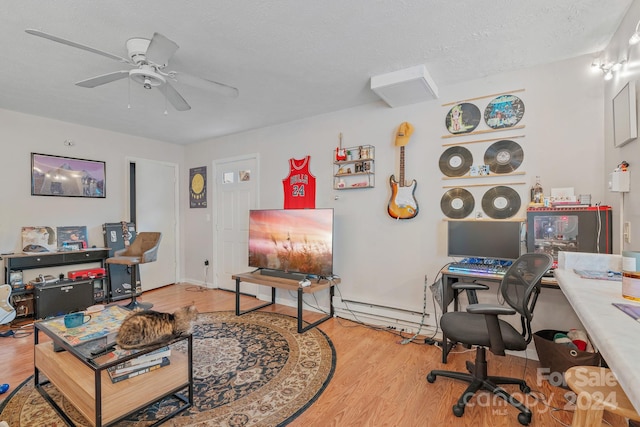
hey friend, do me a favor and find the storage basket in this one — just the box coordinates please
[533,329,601,389]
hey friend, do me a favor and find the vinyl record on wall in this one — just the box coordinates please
[484,94,525,129]
[481,186,521,219]
[439,146,473,177]
[484,140,524,174]
[445,102,481,134]
[441,188,475,219]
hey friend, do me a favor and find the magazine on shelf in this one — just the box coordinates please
[108,356,170,383]
[573,269,622,282]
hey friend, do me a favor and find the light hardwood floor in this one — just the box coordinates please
[0,283,627,426]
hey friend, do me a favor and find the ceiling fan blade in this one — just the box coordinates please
[25,29,132,65]
[76,71,130,88]
[146,33,179,67]
[172,71,239,98]
[163,82,191,111]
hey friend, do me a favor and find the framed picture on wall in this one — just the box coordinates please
[613,81,638,148]
[31,153,106,198]
[189,166,207,208]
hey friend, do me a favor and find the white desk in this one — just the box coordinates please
[555,265,640,413]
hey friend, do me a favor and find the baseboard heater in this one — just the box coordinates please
[332,297,433,332]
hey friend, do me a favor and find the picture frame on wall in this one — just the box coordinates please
[189,166,207,208]
[56,225,88,250]
[612,81,638,148]
[31,153,106,198]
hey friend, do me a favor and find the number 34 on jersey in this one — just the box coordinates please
[282,156,316,209]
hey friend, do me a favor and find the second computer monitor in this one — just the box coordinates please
[447,220,523,261]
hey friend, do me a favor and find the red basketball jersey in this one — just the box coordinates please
[282,156,316,209]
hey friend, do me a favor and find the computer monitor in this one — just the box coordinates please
[447,220,523,261]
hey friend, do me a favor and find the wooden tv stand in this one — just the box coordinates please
[232,271,340,333]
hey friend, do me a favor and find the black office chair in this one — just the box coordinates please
[427,253,553,426]
[451,281,489,305]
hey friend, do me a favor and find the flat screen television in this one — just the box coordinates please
[248,208,334,279]
[447,220,523,261]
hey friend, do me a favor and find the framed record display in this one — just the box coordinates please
[481,186,521,219]
[445,103,481,135]
[484,94,525,129]
[484,140,524,174]
[439,146,473,177]
[441,188,474,219]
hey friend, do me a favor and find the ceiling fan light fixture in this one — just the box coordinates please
[25,29,234,112]
[129,67,165,88]
[126,38,151,64]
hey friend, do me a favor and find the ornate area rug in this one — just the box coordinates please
[0,311,336,426]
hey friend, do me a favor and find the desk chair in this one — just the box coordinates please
[427,253,553,426]
[106,232,161,311]
[451,281,489,305]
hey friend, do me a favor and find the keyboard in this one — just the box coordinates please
[448,262,510,276]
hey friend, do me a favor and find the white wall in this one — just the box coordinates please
[3,19,629,338]
[602,0,640,252]
[183,54,604,335]
[0,109,184,282]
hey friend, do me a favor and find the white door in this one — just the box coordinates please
[130,158,179,291]
[214,155,259,292]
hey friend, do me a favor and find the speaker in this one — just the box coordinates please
[35,280,94,319]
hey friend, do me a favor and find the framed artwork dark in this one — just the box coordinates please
[31,153,106,198]
[189,166,207,208]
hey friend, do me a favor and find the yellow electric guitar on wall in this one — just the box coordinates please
[388,122,419,220]
[0,284,16,325]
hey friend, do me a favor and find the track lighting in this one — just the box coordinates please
[590,57,626,81]
[630,20,640,45]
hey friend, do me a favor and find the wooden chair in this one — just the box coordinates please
[106,232,161,310]
[565,366,640,427]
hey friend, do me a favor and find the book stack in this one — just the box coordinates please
[107,346,171,383]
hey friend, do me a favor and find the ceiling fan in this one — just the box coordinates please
[25,29,239,111]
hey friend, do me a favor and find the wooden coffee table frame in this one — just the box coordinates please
[34,321,193,427]
[232,271,339,333]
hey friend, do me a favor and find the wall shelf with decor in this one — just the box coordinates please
[333,145,375,189]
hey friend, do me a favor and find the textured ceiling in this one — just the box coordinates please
[0,1,632,144]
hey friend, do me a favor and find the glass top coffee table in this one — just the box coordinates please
[34,305,193,427]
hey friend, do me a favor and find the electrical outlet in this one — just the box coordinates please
[624,222,631,243]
